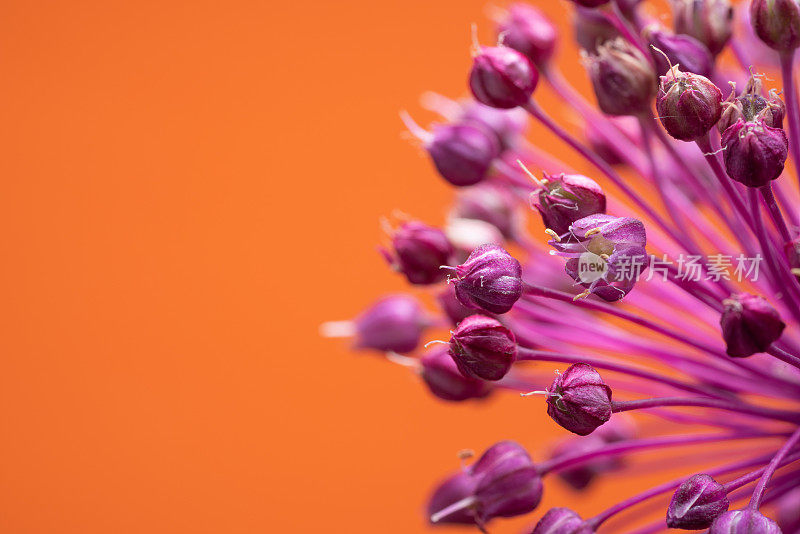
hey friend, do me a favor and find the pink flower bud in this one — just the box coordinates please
[646,27,713,76]
[449,315,517,381]
[496,4,557,67]
[533,508,593,534]
[353,295,428,353]
[750,0,800,52]
[673,0,734,56]
[573,8,619,54]
[428,122,501,186]
[656,67,723,141]
[532,173,607,236]
[452,244,523,314]
[381,221,453,285]
[420,346,493,402]
[721,293,786,357]
[546,363,613,435]
[720,119,788,187]
[709,510,782,534]
[585,38,657,116]
[718,77,786,134]
[452,182,523,240]
[428,441,543,526]
[667,474,730,529]
[469,46,539,109]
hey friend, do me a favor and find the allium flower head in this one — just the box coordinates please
[666,474,730,529]
[531,173,607,236]
[448,314,517,381]
[750,0,800,52]
[584,38,657,116]
[450,243,523,314]
[469,46,539,109]
[721,293,786,357]
[656,65,723,141]
[545,363,613,436]
[673,0,734,56]
[720,119,789,187]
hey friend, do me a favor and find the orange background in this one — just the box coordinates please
[0,1,702,533]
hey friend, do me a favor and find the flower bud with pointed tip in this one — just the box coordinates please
[673,0,734,56]
[421,346,493,402]
[452,182,523,240]
[533,507,593,534]
[708,510,783,534]
[449,315,517,381]
[718,77,786,134]
[656,67,723,141]
[353,295,428,353]
[721,293,786,357]
[720,119,788,187]
[667,474,730,529]
[452,244,523,314]
[497,4,557,67]
[646,27,714,76]
[573,8,620,54]
[532,173,607,236]
[546,363,613,435]
[428,122,501,186]
[750,0,800,52]
[585,38,657,116]
[470,441,544,520]
[469,46,538,109]
[381,221,453,285]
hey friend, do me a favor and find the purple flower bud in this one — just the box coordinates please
[452,182,523,240]
[452,244,524,314]
[546,363,613,435]
[427,472,479,525]
[720,119,789,188]
[449,315,517,381]
[469,46,539,109]
[470,441,544,520]
[721,293,786,357]
[708,510,783,534]
[353,295,427,353]
[381,221,453,285]
[585,38,657,116]
[533,507,593,534]
[428,441,543,526]
[750,0,800,52]
[459,100,529,150]
[673,0,734,56]
[496,4,558,67]
[420,346,493,402]
[667,474,730,529]
[656,67,723,141]
[573,8,620,54]
[550,214,649,301]
[719,77,786,134]
[428,122,501,186]
[532,173,607,236]
[646,27,714,76]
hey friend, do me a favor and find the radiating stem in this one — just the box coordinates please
[748,426,800,510]
[780,50,800,189]
[611,397,800,424]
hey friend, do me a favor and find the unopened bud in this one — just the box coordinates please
[709,510,782,534]
[382,221,453,285]
[750,0,800,52]
[451,244,524,314]
[721,293,786,357]
[656,66,723,141]
[667,474,730,529]
[673,0,734,56]
[449,315,517,381]
[496,4,557,67]
[546,363,613,435]
[470,46,539,109]
[421,346,493,402]
[532,173,607,236]
[585,38,657,116]
[720,119,788,187]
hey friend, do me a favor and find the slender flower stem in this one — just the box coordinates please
[722,450,800,493]
[696,135,756,231]
[760,184,794,245]
[515,347,731,399]
[780,50,800,189]
[537,432,787,474]
[748,426,800,510]
[767,345,800,369]
[611,397,800,424]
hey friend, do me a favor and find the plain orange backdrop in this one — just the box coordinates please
[0,1,724,532]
